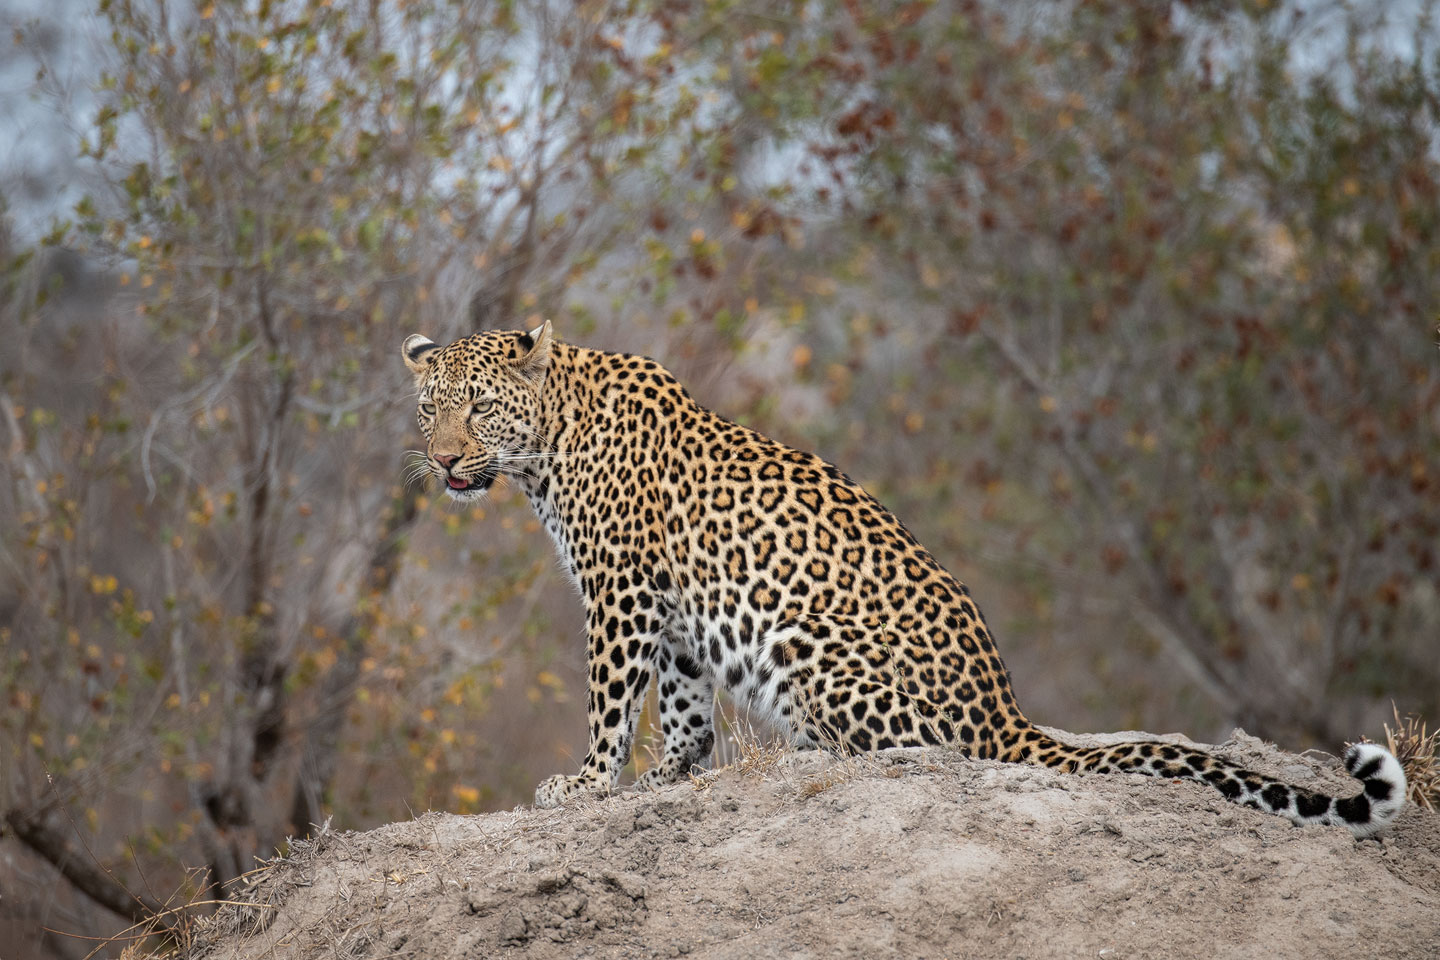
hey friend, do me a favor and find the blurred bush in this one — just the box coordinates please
[1,0,1436,954]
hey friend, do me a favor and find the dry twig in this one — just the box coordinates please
[1384,704,1439,812]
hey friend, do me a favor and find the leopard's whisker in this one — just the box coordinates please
[497,452,572,463]
[516,425,562,452]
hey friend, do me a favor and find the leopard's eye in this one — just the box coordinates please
[419,402,436,417]
[471,399,495,417]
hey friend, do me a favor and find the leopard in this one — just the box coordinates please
[401,322,1407,837]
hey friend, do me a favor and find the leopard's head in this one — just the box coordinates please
[400,321,553,502]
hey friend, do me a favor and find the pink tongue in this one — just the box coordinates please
[447,477,469,489]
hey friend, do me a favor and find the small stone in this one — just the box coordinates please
[604,870,648,900]
[498,908,529,942]
[534,871,570,894]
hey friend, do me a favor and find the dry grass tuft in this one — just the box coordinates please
[727,720,791,778]
[1384,704,1440,813]
[796,763,860,798]
[796,777,833,799]
[688,717,790,792]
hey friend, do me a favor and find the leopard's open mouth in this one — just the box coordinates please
[443,469,496,494]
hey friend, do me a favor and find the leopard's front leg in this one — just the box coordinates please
[534,604,657,808]
[633,643,716,792]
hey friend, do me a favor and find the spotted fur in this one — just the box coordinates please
[402,325,1407,837]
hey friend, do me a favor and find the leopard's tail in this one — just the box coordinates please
[1006,731,1406,838]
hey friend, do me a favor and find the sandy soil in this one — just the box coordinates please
[186,730,1440,960]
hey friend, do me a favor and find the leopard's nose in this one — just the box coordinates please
[434,453,459,469]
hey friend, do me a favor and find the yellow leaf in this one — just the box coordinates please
[919,260,941,289]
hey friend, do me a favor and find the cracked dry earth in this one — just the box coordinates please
[187,731,1440,960]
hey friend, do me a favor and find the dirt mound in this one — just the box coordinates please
[189,730,1440,960]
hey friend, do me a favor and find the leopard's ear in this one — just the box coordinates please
[402,334,440,376]
[514,320,553,382]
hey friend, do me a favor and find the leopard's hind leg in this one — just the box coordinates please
[758,617,1031,760]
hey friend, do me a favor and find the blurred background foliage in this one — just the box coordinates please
[1,0,1437,954]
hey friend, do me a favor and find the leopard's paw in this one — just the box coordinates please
[534,773,609,809]
[632,766,681,793]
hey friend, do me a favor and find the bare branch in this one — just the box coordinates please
[4,806,172,933]
[981,327,1249,721]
